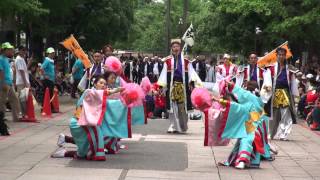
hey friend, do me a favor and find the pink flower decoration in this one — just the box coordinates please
[191,88,212,111]
[120,83,145,107]
[104,56,122,74]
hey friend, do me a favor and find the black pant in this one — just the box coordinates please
[137,72,144,84]
[42,79,54,106]
[153,107,167,118]
[71,79,81,97]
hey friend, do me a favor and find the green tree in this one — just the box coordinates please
[2,0,135,59]
[0,0,48,17]
[114,1,166,53]
[196,0,320,56]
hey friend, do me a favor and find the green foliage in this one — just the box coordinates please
[0,0,48,17]
[115,1,166,52]
[196,0,320,56]
[123,0,320,57]
[1,0,134,50]
[2,0,319,57]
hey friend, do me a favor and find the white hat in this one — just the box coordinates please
[223,53,231,59]
[46,47,55,54]
[170,38,181,45]
[306,74,314,79]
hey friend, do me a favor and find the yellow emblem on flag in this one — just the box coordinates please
[60,34,92,69]
[257,41,293,68]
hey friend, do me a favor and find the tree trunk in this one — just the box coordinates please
[183,0,188,32]
[165,0,171,55]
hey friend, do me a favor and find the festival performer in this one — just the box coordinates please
[236,53,264,88]
[268,47,299,141]
[216,54,237,82]
[51,75,123,160]
[87,51,104,87]
[157,39,202,133]
[104,56,146,126]
[102,44,113,64]
[213,82,272,169]
[191,79,274,169]
[102,56,146,154]
[101,70,127,154]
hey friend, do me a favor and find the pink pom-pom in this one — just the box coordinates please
[191,88,212,111]
[104,56,122,74]
[121,83,145,107]
[140,77,152,94]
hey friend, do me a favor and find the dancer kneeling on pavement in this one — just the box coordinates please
[216,81,273,169]
[51,75,124,160]
[192,80,274,169]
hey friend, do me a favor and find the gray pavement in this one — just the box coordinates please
[1,95,320,179]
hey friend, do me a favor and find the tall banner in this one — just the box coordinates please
[182,23,195,55]
[257,41,293,68]
[60,34,92,69]
[182,23,194,47]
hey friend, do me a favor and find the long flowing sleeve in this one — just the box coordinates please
[157,62,167,87]
[188,62,203,87]
[260,68,273,103]
[290,74,299,97]
[221,101,249,139]
[78,89,107,126]
[235,72,244,87]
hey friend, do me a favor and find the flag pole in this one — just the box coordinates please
[257,41,290,68]
[262,41,288,58]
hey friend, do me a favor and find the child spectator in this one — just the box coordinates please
[151,83,167,119]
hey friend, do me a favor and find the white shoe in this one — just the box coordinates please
[167,124,176,133]
[269,143,278,155]
[119,144,127,149]
[51,147,66,158]
[235,162,245,169]
[57,133,65,147]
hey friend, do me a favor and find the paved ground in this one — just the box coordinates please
[1,95,320,180]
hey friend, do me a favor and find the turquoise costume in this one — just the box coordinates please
[217,85,272,168]
[69,91,106,160]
